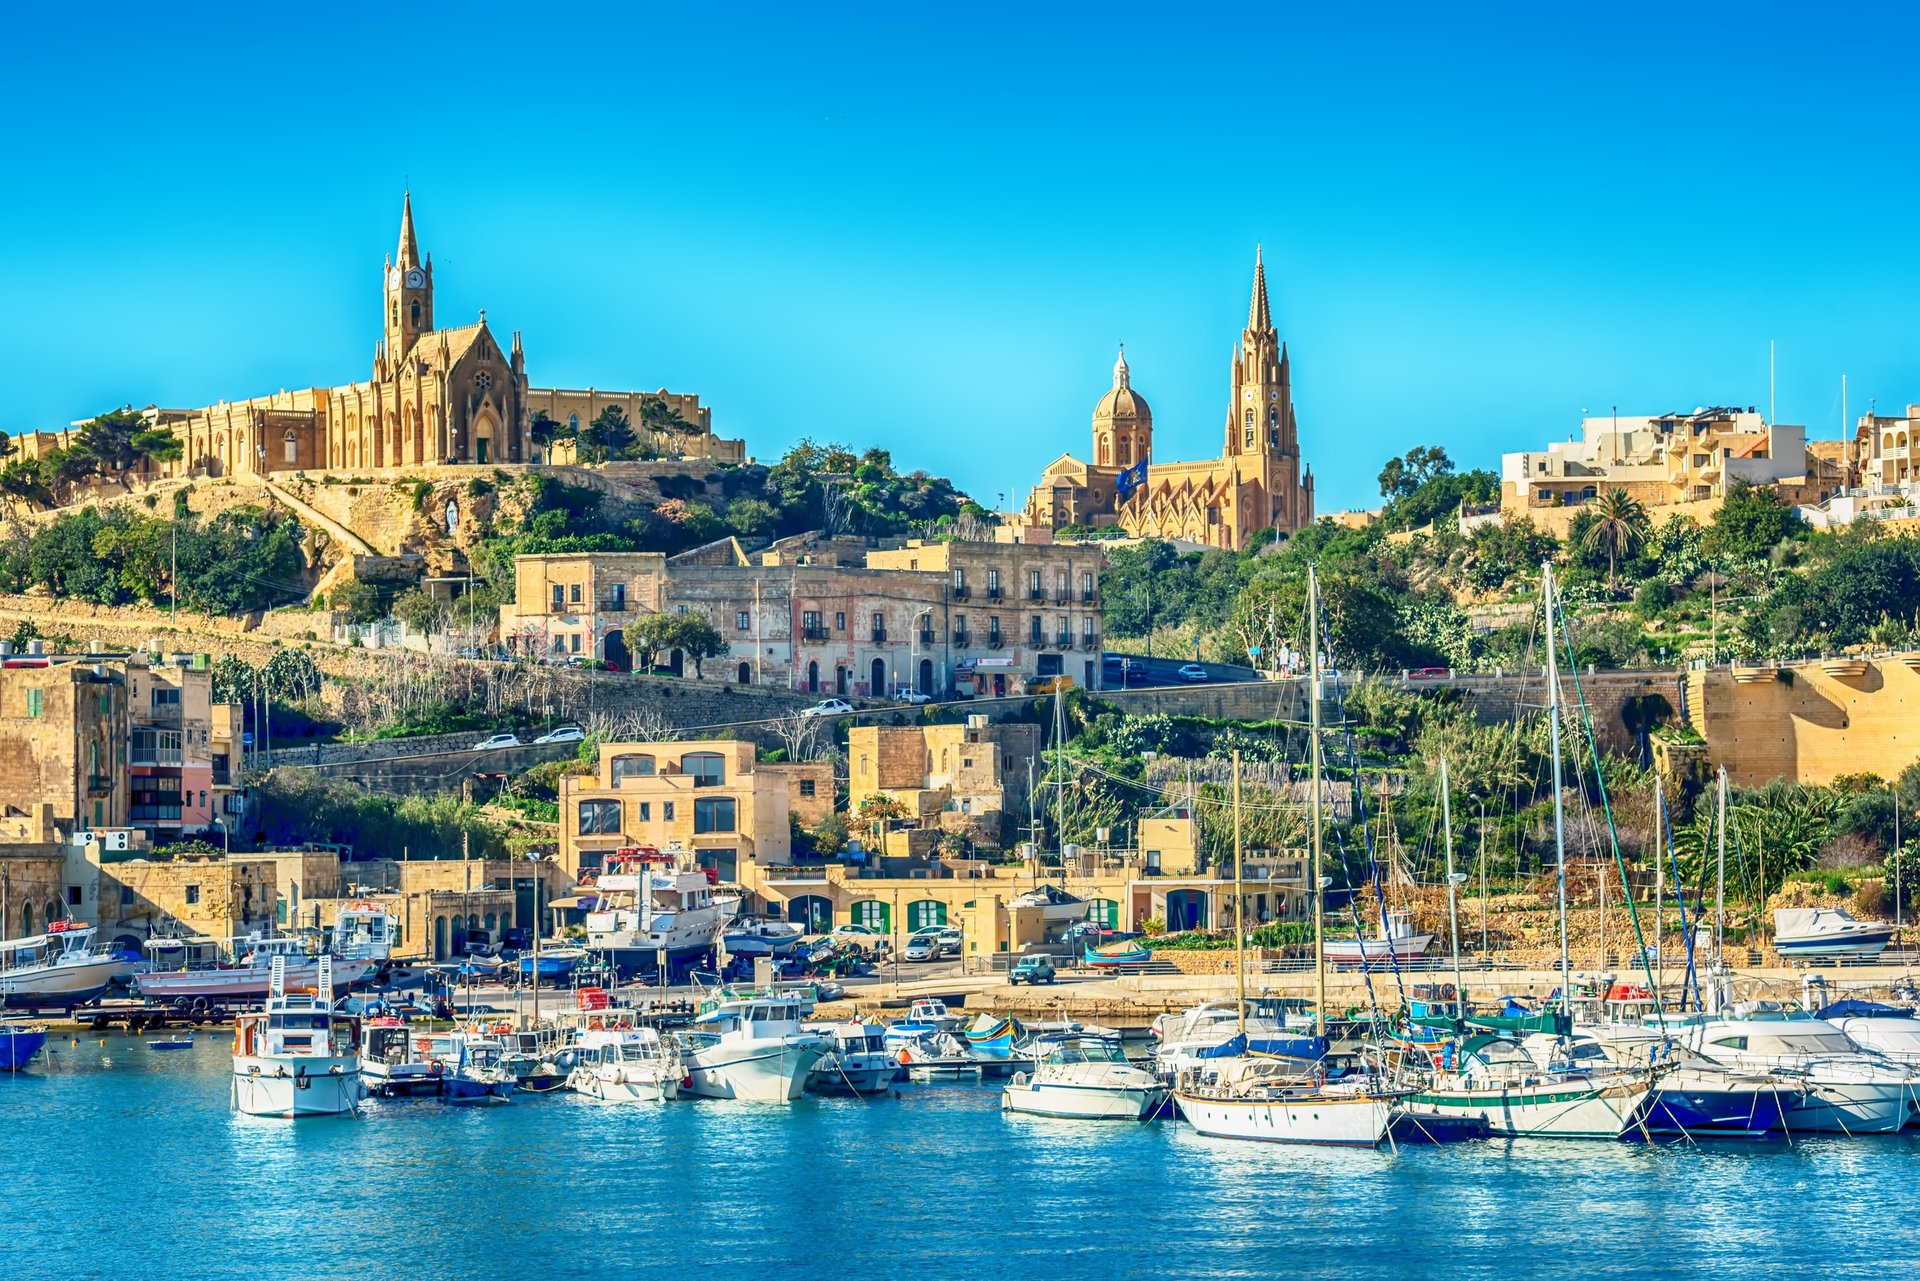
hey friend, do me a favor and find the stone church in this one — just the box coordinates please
[23,194,741,480]
[1022,250,1313,549]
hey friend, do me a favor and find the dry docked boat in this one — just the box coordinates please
[0,923,126,1012]
[1322,911,1434,969]
[581,846,736,980]
[139,933,377,1003]
[1003,1033,1166,1120]
[1772,908,1896,960]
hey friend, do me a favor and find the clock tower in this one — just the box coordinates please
[383,191,434,361]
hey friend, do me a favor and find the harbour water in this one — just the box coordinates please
[4,1037,1916,1280]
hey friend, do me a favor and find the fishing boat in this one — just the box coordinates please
[331,902,400,962]
[518,946,587,982]
[230,957,362,1118]
[673,993,829,1101]
[962,1012,1024,1071]
[2,1022,48,1071]
[882,997,963,1049]
[0,922,127,1012]
[412,1031,516,1104]
[807,1019,898,1095]
[1322,911,1434,968]
[1003,1033,1166,1120]
[567,1024,682,1101]
[581,846,736,980]
[146,1032,195,1051]
[1082,939,1151,967]
[140,934,378,1004]
[1773,907,1896,960]
[361,1018,444,1097]
[896,1031,984,1081]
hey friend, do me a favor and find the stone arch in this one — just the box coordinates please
[737,661,751,685]
[473,403,500,464]
[807,660,820,693]
[870,657,886,697]
[786,895,834,933]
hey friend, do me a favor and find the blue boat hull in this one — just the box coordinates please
[2,982,111,1013]
[2,1027,49,1070]
[1646,1086,1794,1137]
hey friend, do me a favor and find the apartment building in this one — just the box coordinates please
[866,533,1104,696]
[497,551,668,667]
[557,739,833,881]
[847,717,1039,846]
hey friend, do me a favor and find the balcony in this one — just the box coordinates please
[801,627,830,642]
[1055,636,1072,650]
[594,594,632,613]
[918,629,935,647]
[951,585,971,600]
[986,587,1003,600]
[1082,635,1098,651]
[1026,589,1044,601]
[87,774,113,795]
[1029,631,1043,647]
[953,630,972,647]
[1052,590,1070,605]
[871,627,887,643]
[1081,589,1098,603]
[986,633,1005,649]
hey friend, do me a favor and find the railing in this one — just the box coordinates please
[87,774,113,795]
[918,630,935,646]
[987,587,1003,600]
[1029,630,1044,646]
[1052,590,1070,604]
[1081,635,1098,650]
[871,627,886,643]
[1056,634,1072,649]
[801,627,830,642]
[953,631,971,647]
[1026,589,1044,601]
[1081,590,1098,603]
[951,585,971,599]
[595,595,631,612]
[986,634,1004,649]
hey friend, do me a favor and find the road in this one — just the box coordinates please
[1097,651,1264,689]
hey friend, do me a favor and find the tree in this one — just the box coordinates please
[529,411,566,456]
[389,586,448,636]
[1378,446,1454,501]
[131,426,183,479]
[1581,490,1650,590]
[585,406,634,461]
[0,460,52,516]
[1707,482,1801,560]
[261,649,323,703]
[330,579,383,624]
[668,613,728,677]
[622,613,681,672]
[726,497,777,539]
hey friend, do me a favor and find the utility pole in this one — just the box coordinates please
[170,522,178,628]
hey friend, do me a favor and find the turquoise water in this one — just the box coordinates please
[4,1035,1916,1280]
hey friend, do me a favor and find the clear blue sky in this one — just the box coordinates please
[4,3,1917,513]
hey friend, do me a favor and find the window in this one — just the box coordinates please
[694,797,737,833]
[119,885,133,907]
[798,779,816,798]
[1029,569,1042,597]
[185,885,201,906]
[570,583,583,604]
[152,687,181,708]
[283,431,298,464]
[551,584,564,610]
[569,633,582,654]
[66,886,81,907]
[835,612,846,631]
[609,584,626,610]
[26,689,41,718]
[99,693,110,715]
[681,752,726,786]
[610,754,656,781]
[736,611,751,630]
[663,802,676,822]
[578,800,622,836]
[1029,617,1042,643]
[636,802,652,821]
[954,568,966,590]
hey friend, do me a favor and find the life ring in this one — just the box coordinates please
[429,1060,445,1075]
[897,1049,911,1066]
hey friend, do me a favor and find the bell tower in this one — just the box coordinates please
[1224,246,1292,460]
[383,191,434,361]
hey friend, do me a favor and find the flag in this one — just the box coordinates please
[1116,459,1148,500]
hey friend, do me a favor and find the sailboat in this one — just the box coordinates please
[1174,567,1406,1147]
[1401,564,1661,1140]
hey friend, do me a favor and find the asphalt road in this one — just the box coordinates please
[1098,651,1264,688]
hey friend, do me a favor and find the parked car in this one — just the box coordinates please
[799,698,855,719]
[908,925,962,957]
[1028,675,1075,696]
[1177,663,1210,683]
[472,733,522,751]
[533,726,586,744]
[904,937,940,962]
[1063,921,1134,943]
[1009,954,1057,986]
[1408,666,1451,680]
[895,688,934,705]
[827,923,888,953]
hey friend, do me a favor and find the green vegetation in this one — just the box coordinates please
[0,504,305,612]
[251,769,512,859]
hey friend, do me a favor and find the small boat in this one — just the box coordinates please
[2,1023,49,1071]
[1678,1003,1919,1133]
[141,934,378,1003]
[230,957,363,1118]
[1083,940,1151,968]
[1,923,127,1012]
[1322,911,1434,969]
[146,1033,195,1051]
[807,1019,898,1095]
[432,1035,516,1105]
[1003,1033,1166,1120]
[1009,883,1088,924]
[897,1031,984,1082]
[883,998,964,1049]
[722,918,808,957]
[1175,1056,1404,1146]
[567,1025,682,1102]
[1773,907,1896,959]
[962,1013,1024,1069]
[361,1019,445,1097]
[518,947,587,982]
[673,993,829,1102]
[332,902,401,962]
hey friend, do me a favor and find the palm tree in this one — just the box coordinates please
[1583,490,1649,590]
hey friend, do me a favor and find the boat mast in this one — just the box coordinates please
[1716,765,1727,963]
[1543,563,1572,1017]
[1441,755,1465,1020]
[1653,774,1665,993]
[1233,748,1245,1035]
[1309,565,1326,1040]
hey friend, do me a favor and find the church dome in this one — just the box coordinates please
[1093,346,1151,424]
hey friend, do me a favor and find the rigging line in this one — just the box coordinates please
[1657,783,1703,1011]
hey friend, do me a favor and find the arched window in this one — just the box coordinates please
[578,799,622,835]
[21,903,32,935]
[282,430,298,464]
[610,754,655,782]
[680,752,725,787]
[1118,438,1130,466]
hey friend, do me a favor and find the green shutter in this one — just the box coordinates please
[26,689,42,718]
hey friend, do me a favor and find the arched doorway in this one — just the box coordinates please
[434,915,448,960]
[604,631,631,671]
[806,660,820,693]
[870,658,886,698]
[1086,898,1121,929]
[1165,890,1209,931]
[668,648,684,677]
[737,661,751,685]
[786,895,833,934]
[473,407,498,464]
[835,665,849,697]
[918,659,933,696]
[906,899,948,932]
[21,903,32,934]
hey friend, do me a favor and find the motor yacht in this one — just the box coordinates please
[568,1024,683,1101]
[1003,1033,1166,1120]
[673,994,828,1101]
[1773,907,1896,960]
[361,1017,444,1097]
[582,846,736,981]
[230,958,362,1118]
[807,1019,898,1094]
[1678,1003,1919,1133]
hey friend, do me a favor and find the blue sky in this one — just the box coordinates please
[4,3,1917,513]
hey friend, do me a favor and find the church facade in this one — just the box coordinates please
[1022,250,1313,550]
[23,195,741,480]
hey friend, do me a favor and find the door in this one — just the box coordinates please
[836,666,848,696]
[786,895,833,934]
[1087,898,1120,929]
[669,648,684,677]
[871,658,886,698]
[993,674,1006,697]
[918,659,933,695]
[737,661,751,684]
[603,631,630,671]
[807,660,820,693]
[1165,889,1208,931]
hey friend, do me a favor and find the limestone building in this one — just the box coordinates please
[1022,250,1314,549]
[20,194,743,479]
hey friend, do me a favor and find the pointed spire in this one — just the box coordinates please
[1248,245,1271,333]
[397,191,420,269]
[1113,343,1130,389]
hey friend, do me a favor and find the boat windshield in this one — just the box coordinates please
[1045,1039,1126,1065]
[1752,1032,1858,1055]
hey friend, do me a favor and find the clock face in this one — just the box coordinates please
[405,269,425,289]
[387,268,400,289]
[1244,388,1254,402]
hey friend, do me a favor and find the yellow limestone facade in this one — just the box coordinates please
[24,194,741,480]
[1023,249,1313,549]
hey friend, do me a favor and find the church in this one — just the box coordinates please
[1021,250,1313,550]
[23,194,741,480]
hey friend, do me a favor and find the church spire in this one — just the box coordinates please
[397,191,421,268]
[1247,245,1271,333]
[1113,343,1130,390]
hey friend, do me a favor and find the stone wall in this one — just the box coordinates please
[1690,658,1920,786]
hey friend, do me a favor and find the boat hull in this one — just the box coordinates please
[0,955,123,1010]
[1323,936,1435,968]
[1788,1079,1917,1133]
[140,960,377,1003]
[1176,1090,1395,1145]
[231,1055,362,1117]
[1406,1078,1657,1140]
[566,1066,679,1102]
[1774,931,1895,959]
[808,1053,898,1095]
[361,1062,445,1098]
[1006,1079,1166,1120]
[682,1038,830,1102]
[1646,1078,1798,1137]
[2,1025,49,1070]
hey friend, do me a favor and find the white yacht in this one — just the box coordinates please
[1822,1001,1920,1066]
[1773,907,1896,960]
[1151,999,1318,1080]
[673,994,829,1102]
[332,902,400,963]
[582,847,736,979]
[1402,1034,1661,1139]
[231,958,362,1118]
[807,1019,897,1095]
[1678,1003,1919,1133]
[567,1024,683,1102]
[0,923,127,1012]
[882,998,963,1049]
[1175,1055,1401,1146]
[1003,1033,1166,1120]
[139,933,377,1003]
[361,1018,444,1097]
